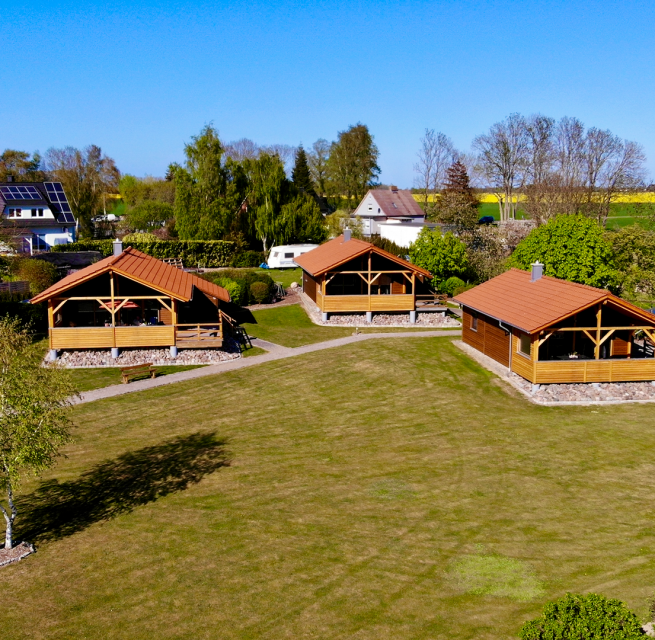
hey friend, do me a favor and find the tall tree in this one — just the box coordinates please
[44,145,120,238]
[172,125,248,241]
[473,113,529,221]
[0,150,46,182]
[308,139,330,197]
[436,161,480,229]
[291,145,315,195]
[413,129,456,217]
[408,227,470,289]
[278,194,327,245]
[508,214,617,289]
[0,317,75,549]
[326,123,380,208]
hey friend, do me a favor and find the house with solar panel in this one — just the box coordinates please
[0,178,76,253]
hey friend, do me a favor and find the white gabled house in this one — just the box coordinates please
[352,186,426,237]
[0,179,77,253]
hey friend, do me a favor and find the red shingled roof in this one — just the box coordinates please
[30,247,230,304]
[293,235,432,277]
[453,268,655,334]
[367,189,425,218]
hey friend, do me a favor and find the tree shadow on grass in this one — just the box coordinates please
[16,432,230,544]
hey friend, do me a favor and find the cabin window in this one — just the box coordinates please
[470,312,478,331]
[31,209,37,217]
[519,333,531,357]
[284,252,294,259]
[38,208,44,217]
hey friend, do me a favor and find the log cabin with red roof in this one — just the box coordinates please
[453,263,655,385]
[30,240,236,360]
[293,231,433,322]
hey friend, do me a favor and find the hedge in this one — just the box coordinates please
[52,240,238,268]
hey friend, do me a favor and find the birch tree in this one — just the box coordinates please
[0,318,75,549]
[413,129,456,218]
[473,113,530,221]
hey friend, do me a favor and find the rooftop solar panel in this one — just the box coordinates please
[44,182,75,223]
[0,185,42,200]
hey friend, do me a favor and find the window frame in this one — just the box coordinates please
[470,311,478,332]
[519,333,531,358]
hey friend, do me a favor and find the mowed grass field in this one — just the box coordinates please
[4,337,655,639]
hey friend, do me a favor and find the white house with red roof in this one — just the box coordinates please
[352,187,426,238]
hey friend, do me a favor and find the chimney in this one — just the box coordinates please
[113,238,123,256]
[6,175,13,183]
[531,261,543,282]
[389,185,398,192]
[343,228,352,242]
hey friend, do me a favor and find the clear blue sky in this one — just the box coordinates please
[2,0,654,187]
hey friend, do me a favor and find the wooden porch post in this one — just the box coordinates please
[594,304,602,359]
[47,299,54,349]
[110,271,116,347]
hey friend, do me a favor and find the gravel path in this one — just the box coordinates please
[73,330,461,405]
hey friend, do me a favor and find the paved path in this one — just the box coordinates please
[73,329,461,405]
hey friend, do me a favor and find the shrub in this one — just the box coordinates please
[370,236,408,257]
[52,240,237,267]
[122,232,161,243]
[409,227,470,289]
[232,250,266,268]
[15,259,58,295]
[249,281,270,304]
[214,278,242,304]
[453,283,475,297]
[519,593,644,640]
[440,276,466,297]
[0,301,47,331]
[199,269,274,306]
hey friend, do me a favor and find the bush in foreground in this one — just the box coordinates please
[519,593,645,639]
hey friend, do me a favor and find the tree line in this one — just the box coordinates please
[415,112,649,226]
[1,122,381,250]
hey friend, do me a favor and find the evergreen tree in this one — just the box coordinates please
[435,161,480,229]
[291,145,315,195]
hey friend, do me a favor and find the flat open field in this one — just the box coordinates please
[4,337,655,639]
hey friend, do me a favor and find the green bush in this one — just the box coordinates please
[519,593,644,639]
[213,278,242,304]
[52,240,236,268]
[0,302,47,332]
[199,269,274,306]
[370,236,408,257]
[232,250,266,268]
[453,283,474,297]
[122,232,161,243]
[250,281,270,304]
[440,276,466,297]
[15,259,58,295]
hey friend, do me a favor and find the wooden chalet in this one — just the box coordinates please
[454,264,655,385]
[293,232,432,321]
[31,243,235,358]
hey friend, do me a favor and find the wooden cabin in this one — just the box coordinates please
[30,245,235,359]
[453,264,655,385]
[293,232,432,321]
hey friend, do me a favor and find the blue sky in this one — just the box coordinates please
[2,0,654,186]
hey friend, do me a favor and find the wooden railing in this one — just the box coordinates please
[175,323,223,347]
[317,292,415,312]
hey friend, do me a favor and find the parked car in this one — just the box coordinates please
[477,215,495,225]
[267,244,319,269]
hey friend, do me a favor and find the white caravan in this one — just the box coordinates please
[267,244,319,269]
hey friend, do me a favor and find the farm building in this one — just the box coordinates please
[453,264,655,385]
[294,232,433,322]
[31,241,235,359]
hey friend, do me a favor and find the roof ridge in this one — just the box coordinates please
[510,267,608,294]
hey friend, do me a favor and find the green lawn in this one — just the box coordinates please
[67,365,204,393]
[243,303,457,348]
[4,337,655,639]
[241,346,267,358]
[255,267,303,288]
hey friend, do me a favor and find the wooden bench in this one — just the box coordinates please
[120,363,158,384]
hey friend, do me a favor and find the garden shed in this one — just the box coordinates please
[294,232,432,322]
[31,243,236,359]
[454,264,655,384]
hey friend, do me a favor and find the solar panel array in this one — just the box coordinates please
[0,185,42,201]
[44,182,75,223]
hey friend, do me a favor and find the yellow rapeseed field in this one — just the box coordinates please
[412,192,655,204]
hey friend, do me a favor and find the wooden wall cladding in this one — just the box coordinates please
[462,309,510,367]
